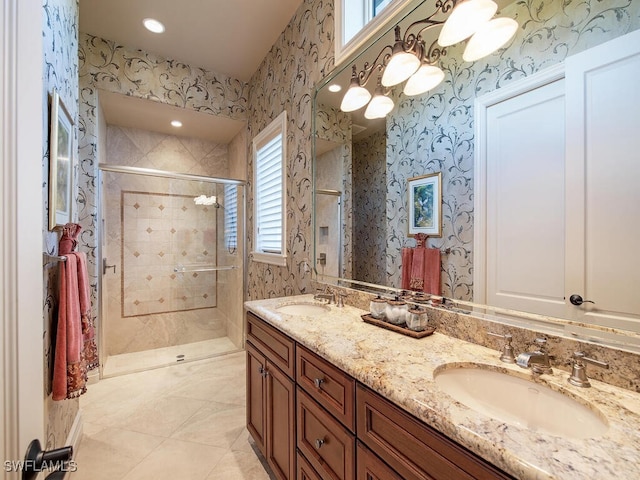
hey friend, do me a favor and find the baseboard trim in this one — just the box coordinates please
[65,409,83,458]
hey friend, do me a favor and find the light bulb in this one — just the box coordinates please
[340,84,371,112]
[364,85,395,119]
[143,18,165,34]
[340,66,372,112]
[403,65,445,96]
[463,17,518,61]
[381,26,420,87]
[438,0,498,47]
[364,94,394,119]
[382,51,421,87]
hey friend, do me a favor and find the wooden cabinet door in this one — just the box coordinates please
[266,361,296,480]
[246,343,266,456]
[298,452,323,480]
[356,442,404,480]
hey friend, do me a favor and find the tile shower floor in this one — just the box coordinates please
[72,351,273,480]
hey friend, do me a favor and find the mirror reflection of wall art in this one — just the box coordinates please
[48,89,74,231]
[408,172,442,237]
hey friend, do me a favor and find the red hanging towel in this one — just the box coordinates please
[423,248,441,296]
[52,223,98,400]
[401,247,414,290]
[53,253,84,400]
[409,247,425,291]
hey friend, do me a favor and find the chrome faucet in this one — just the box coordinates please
[488,332,516,363]
[568,351,609,388]
[516,338,554,374]
[313,287,335,304]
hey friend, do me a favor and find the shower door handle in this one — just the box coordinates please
[103,258,116,275]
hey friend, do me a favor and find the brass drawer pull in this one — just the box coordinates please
[314,377,325,388]
[314,438,325,449]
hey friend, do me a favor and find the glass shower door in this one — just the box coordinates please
[99,166,244,377]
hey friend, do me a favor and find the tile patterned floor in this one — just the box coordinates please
[72,351,273,480]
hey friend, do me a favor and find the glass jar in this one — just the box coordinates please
[406,307,429,331]
[385,299,408,325]
[369,296,387,319]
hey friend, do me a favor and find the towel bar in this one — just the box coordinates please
[43,253,67,265]
[402,243,451,255]
[174,264,238,273]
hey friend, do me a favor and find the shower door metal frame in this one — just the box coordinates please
[97,164,247,379]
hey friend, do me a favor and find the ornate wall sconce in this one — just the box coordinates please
[339,0,518,114]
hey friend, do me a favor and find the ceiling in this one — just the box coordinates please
[80,0,303,143]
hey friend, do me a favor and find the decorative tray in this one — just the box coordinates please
[361,314,435,339]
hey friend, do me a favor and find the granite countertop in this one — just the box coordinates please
[245,294,640,480]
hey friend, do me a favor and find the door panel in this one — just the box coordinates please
[566,29,640,330]
[266,363,295,480]
[485,78,567,318]
[246,343,266,455]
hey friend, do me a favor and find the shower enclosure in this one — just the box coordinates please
[98,165,245,377]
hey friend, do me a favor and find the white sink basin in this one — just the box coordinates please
[434,365,608,439]
[276,302,330,316]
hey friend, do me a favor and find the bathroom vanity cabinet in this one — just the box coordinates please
[246,312,296,480]
[246,311,513,480]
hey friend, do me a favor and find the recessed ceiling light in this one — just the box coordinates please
[328,84,342,93]
[170,120,182,128]
[143,18,165,34]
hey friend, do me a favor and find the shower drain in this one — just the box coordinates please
[176,354,185,362]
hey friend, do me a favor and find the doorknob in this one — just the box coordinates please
[22,439,73,480]
[569,294,595,306]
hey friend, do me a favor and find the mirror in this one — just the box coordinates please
[313,0,640,345]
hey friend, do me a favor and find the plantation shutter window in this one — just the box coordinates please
[224,184,238,253]
[252,111,287,266]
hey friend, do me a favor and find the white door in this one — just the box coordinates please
[565,29,640,331]
[1,0,46,476]
[476,67,568,318]
[477,30,640,332]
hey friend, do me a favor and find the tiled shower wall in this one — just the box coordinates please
[102,126,240,355]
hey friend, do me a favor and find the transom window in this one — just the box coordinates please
[336,0,413,65]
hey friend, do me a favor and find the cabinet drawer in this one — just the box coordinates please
[297,451,323,480]
[356,384,513,480]
[297,346,356,432]
[356,441,404,480]
[297,387,355,480]
[246,312,295,378]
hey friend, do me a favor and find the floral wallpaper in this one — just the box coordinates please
[353,129,387,285]
[384,0,640,299]
[79,34,248,120]
[246,0,335,299]
[42,0,80,451]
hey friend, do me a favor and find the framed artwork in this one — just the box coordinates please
[408,172,442,237]
[48,89,74,231]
